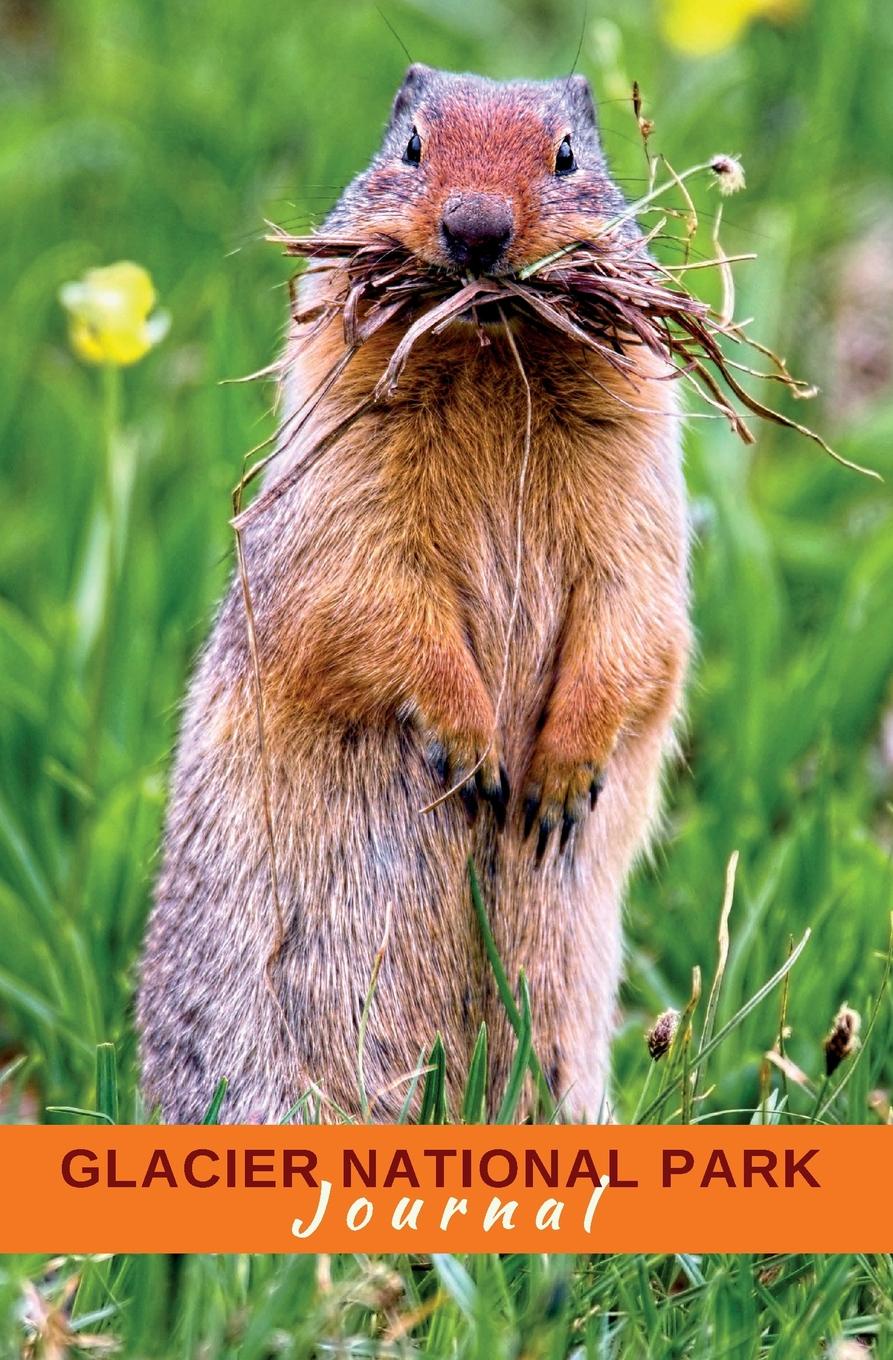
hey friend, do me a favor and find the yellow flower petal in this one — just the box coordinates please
[60,261,166,367]
[661,0,805,56]
[661,0,754,55]
[68,320,107,365]
[69,319,153,366]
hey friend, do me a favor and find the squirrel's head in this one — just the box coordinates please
[334,66,626,277]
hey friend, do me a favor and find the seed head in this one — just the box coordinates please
[823,1003,861,1076]
[647,1008,680,1061]
[710,154,746,196]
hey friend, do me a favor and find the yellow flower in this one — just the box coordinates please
[59,261,170,366]
[661,0,804,57]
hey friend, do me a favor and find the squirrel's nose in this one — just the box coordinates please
[441,193,514,274]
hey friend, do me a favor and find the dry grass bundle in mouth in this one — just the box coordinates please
[236,174,877,529]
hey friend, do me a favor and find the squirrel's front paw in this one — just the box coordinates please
[416,717,510,830]
[522,750,605,865]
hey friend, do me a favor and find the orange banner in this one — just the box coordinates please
[1,1125,889,1253]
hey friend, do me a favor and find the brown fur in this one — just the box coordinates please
[138,68,691,1123]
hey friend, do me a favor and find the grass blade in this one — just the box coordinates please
[496,973,533,1123]
[418,1035,447,1125]
[461,1022,489,1123]
[95,1042,119,1124]
[202,1077,229,1124]
[468,857,555,1117]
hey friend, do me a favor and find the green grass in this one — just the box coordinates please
[2,0,893,1353]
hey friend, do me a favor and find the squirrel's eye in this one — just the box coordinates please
[555,136,576,175]
[404,128,422,165]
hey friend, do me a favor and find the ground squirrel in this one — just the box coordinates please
[138,66,691,1122]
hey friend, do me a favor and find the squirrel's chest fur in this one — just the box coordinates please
[247,319,684,761]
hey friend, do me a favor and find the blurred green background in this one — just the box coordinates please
[1,0,892,1117]
[2,0,893,1353]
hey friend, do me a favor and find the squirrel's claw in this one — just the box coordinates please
[428,740,450,785]
[534,815,557,866]
[476,761,510,831]
[424,735,507,832]
[523,794,540,841]
[459,780,480,825]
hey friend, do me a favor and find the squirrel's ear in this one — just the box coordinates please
[564,73,598,127]
[390,63,432,126]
